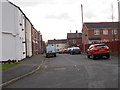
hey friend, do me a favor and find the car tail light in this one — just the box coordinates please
[105,48,109,51]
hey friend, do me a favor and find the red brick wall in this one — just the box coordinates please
[68,38,82,47]
[32,28,39,55]
[88,29,119,42]
[82,24,89,44]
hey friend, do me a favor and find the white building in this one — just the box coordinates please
[25,18,32,57]
[47,39,67,52]
[0,0,26,61]
[0,0,2,61]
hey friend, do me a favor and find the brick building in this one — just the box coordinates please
[32,27,39,55]
[67,31,82,47]
[82,22,119,44]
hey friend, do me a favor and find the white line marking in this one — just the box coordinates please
[74,65,80,71]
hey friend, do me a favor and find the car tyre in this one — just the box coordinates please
[87,55,90,59]
[54,54,56,57]
[106,55,110,59]
[46,55,48,58]
[91,54,96,60]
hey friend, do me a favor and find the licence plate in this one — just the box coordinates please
[48,51,52,53]
[99,50,105,51]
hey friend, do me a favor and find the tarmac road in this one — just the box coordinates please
[4,54,118,88]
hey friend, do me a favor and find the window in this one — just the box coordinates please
[73,39,76,44]
[94,30,100,35]
[103,30,108,35]
[112,29,117,35]
[95,45,107,48]
[103,39,109,42]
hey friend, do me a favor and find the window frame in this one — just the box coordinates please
[103,29,108,35]
[94,29,100,35]
[112,29,117,35]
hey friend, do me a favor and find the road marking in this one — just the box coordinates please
[0,58,46,88]
[74,65,80,71]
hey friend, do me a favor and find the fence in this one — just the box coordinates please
[78,41,120,55]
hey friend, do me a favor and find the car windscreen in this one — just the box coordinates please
[95,45,107,48]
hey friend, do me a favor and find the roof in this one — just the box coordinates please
[48,39,67,44]
[67,33,82,39]
[84,22,119,29]
[89,36,101,40]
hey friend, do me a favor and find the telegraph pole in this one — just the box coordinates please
[118,0,120,21]
[81,4,85,53]
[111,3,116,41]
[81,4,83,26]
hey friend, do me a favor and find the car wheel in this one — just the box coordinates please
[46,55,48,58]
[87,55,90,59]
[106,55,110,59]
[91,54,96,60]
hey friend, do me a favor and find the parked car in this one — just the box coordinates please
[62,49,68,54]
[46,46,56,58]
[70,47,81,55]
[67,48,72,54]
[87,43,110,60]
[59,49,63,54]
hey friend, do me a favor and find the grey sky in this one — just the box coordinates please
[8,0,118,42]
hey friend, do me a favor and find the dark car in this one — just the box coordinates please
[67,48,72,54]
[87,43,110,60]
[70,47,81,55]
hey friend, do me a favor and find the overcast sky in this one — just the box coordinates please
[8,0,118,42]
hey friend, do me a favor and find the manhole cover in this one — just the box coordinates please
[54,67,66,71]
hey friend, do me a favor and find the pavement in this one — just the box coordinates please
[1,54,46,87]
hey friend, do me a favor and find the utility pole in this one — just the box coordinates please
[111,3,116,41]
[81,4,85,53]
[118,0,120,21]
[81,4,83,26]
[112,3,114,22]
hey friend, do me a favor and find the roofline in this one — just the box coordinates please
[67,33,82,34]
[84,22,118,24]
[7,0,33,26]
[48,39,67,41]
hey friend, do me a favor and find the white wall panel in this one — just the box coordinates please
[26,19,32,57]
[0,0,2,61]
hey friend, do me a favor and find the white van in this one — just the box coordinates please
[46,46,56,57]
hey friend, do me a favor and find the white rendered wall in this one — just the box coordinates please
[0,0,2,61]
[16,10,26,60]
[2,1,19,61]
[25,19,32,57]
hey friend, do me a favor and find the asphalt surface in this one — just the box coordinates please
[3,54,119,88]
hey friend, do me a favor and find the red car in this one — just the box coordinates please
[62,49,68,54]
[87,43,110,60]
